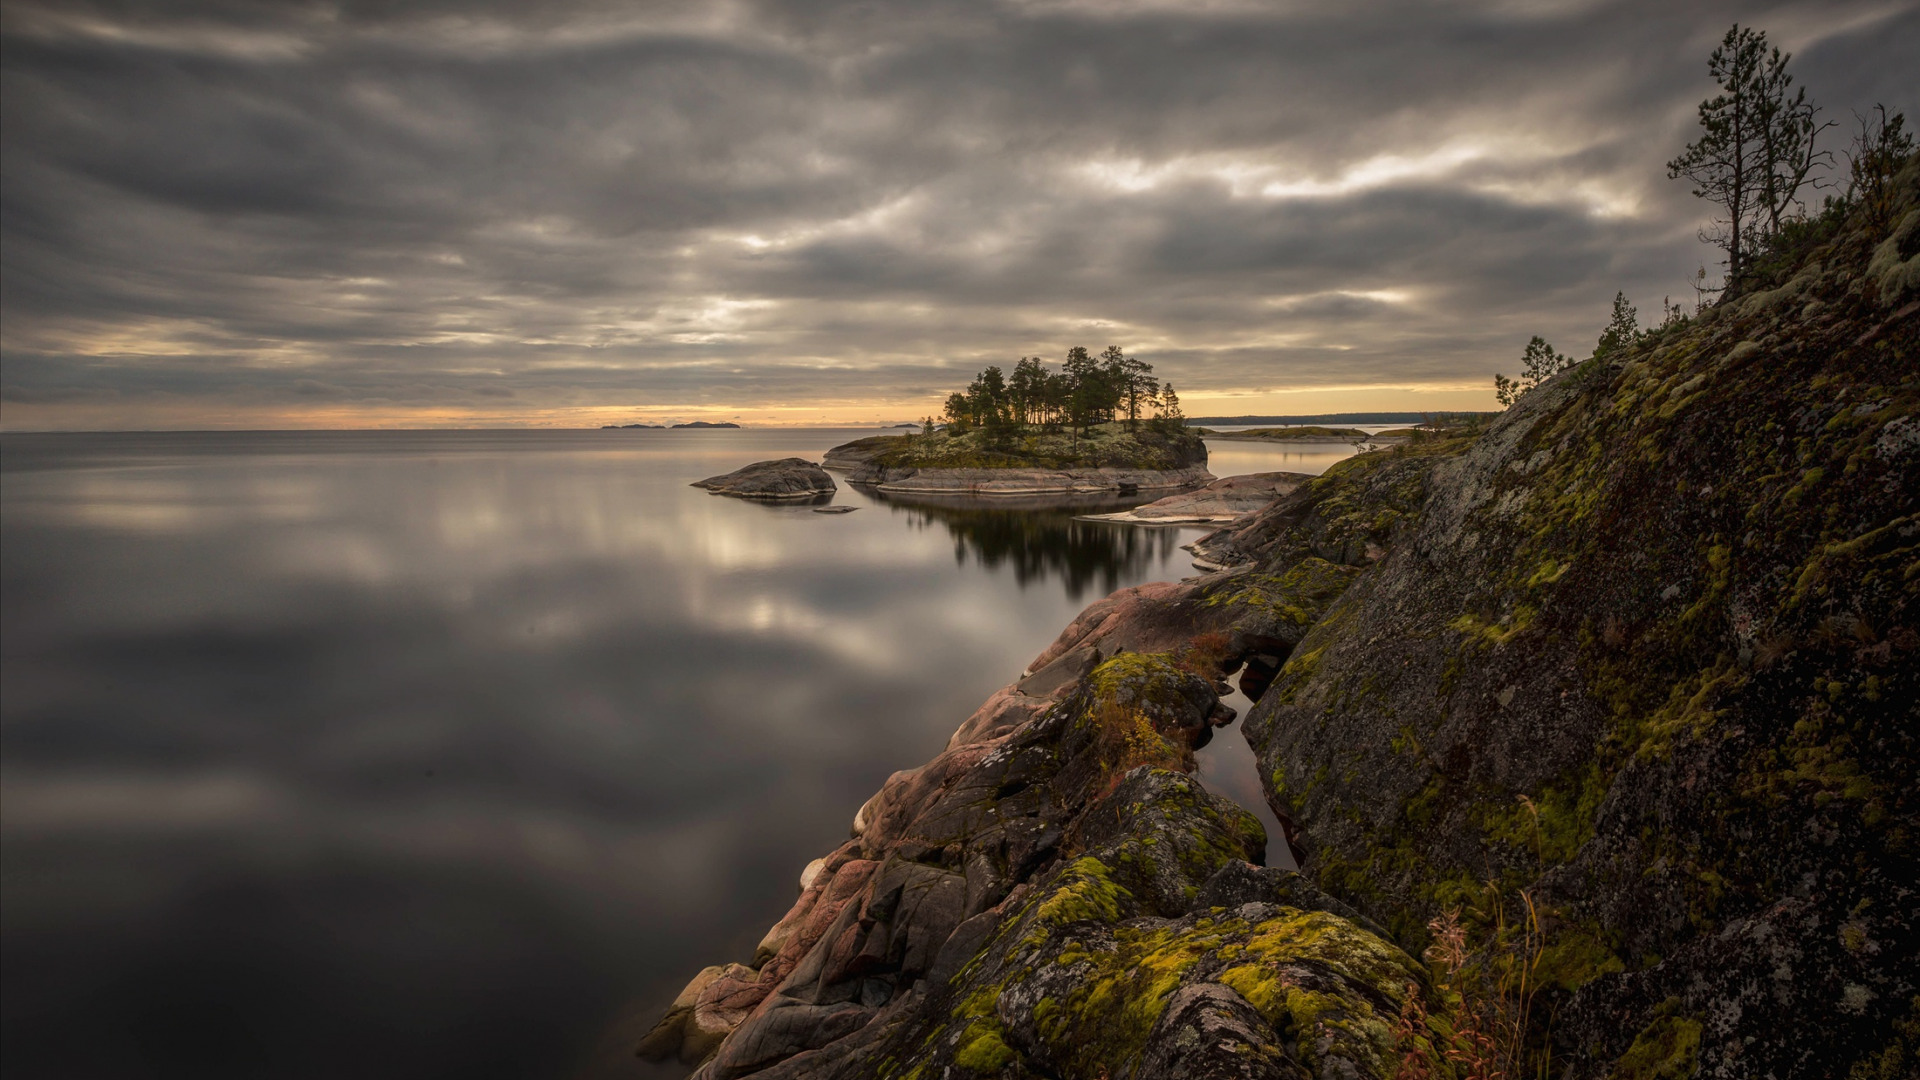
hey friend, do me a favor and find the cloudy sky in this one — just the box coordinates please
[2,0,1913,429]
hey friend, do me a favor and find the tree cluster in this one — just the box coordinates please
[939,347,1183,443]
[1498,25,1914,410]
[1666,25,1832,285]
[1668,24,1911,292]
[1494,293,1641,408]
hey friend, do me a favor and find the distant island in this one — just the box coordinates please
[1188,411,1494,425]
[601,420,741,429]
[1196,425,1425,442]
[823,348,1210,495]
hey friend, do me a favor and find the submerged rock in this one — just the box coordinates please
[692,459,837,500]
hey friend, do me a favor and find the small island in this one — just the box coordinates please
[823,348,1210,496]
[601,423,665,429]
[691,458,836,499]
[1200,424,1398,442]
[672,421,741,429]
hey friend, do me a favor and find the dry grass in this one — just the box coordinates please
[1394,883,1552,1080]
[1174,631,1236,678]
[1090,700,1191,796]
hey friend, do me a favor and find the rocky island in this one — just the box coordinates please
[693,459,838,500]
[640,159,1918,1080]
[824,423,1211,497]
[824,349,1211,498]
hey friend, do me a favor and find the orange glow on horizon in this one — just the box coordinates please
[1,385,1501,431]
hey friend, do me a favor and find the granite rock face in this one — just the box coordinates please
[693,459,837,499]
[1239,163,1920,1076]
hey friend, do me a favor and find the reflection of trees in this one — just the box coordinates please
[882,494,1186,600]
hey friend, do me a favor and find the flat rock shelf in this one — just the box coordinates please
[1078,471,1311,525]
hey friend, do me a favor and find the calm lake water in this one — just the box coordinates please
[0,429,1360,1080]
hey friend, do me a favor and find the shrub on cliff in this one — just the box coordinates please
[1493,336,1573,408]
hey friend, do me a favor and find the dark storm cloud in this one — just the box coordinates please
[2,0,1914,423]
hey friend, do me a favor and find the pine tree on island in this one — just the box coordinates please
[862,346,1201,473]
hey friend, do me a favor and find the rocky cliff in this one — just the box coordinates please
[1238,165,1919,1078]
[640,164,1917,1079]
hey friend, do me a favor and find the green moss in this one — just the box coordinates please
[1480,763,1610,866]
[1014,908,1417,1079]
[946,982,1026,1077]
[1204,557,1362,625]
[1533,925,1626,991]
[1032,857,1131,930]
[1089,653,1191,707]
[1612,1005,1702,1079]
[1450,605,1539,647]
[1212,910,1416,1074]
[953,1030,1017,1073]
[1848,996,1920,1080]
[1085,653,1199,774]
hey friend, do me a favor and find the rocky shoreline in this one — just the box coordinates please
[640,166,1918,1080]
[846,463,1213,497]
[823,435,1213,497]
[1077,472,1310,526]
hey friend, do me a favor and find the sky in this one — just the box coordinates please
[1,0,1914,430]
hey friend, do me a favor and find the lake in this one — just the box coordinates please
[0,429,1361,1080]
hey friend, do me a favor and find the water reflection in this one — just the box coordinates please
[0,430,1229,1080]
[874,492,1187,601]
[1,430,1353,1080]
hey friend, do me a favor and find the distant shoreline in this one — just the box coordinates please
[1187,411,1495,426]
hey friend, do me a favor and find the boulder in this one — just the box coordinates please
[692,459,836,500]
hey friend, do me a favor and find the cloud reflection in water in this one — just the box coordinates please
[0,429,1350,1079]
